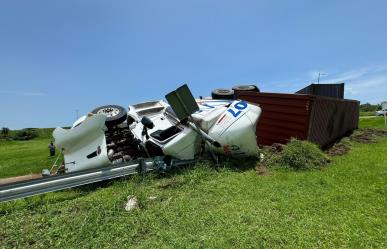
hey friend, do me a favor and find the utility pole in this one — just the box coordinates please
[382,101,387,126]
[76,109,79,119]
[317,72,327,84]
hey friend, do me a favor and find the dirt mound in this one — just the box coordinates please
[350,128,387,144]
[327,143,351,156]
[327,137,352,156]
[328,128,387,156]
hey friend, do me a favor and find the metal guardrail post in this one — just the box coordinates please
[138,158,147,178]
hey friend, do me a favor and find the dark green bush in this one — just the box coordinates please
[0,127,10,139]
[1,127,10,136]
[359,103,382,112]
[14,128,38,140]
[266,138,330,170]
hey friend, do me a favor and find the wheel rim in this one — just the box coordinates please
[97,107,120,118]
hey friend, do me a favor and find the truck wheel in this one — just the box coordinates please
[91,105,127,126]
[232,85,260,92]
[211,89,235,100]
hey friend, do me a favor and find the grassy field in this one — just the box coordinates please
[359,111,375,116]
[0,138,56,178]
[0,120,386,248]
[359,116,387,129]
[0,128,56,178]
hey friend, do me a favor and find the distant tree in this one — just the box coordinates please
[14,128,38,140]
[1,127,10,138]
[359,103,379,112]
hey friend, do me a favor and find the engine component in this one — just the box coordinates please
[105,124,148,164]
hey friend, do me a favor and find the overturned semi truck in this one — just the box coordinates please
[53,84,262,173]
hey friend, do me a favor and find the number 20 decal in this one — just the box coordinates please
[227,101,248,117]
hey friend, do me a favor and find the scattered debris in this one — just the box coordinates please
[42,169,51,177]
[124,195,139,212]
[148,196,157,200]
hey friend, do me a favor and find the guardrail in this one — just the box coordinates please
[0,159,154,202]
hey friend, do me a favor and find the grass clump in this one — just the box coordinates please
[266,138,330,170]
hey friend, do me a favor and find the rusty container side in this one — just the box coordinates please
[236,91,313,146]
[307,96,359,148]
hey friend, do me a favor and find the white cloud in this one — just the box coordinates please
[320,65,387,104]
[323,66,387,82]
[323,69,369,83]
[0,90,46,97]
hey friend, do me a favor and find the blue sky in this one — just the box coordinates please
[1,0,386,129]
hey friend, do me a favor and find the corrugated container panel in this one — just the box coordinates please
[307,96,359,147]
[236,91,359,148]
[236,92,313,146]
[296,83,345,99]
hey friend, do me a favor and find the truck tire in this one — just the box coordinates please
[211,88,235,100]
[232,85,260,92]
[91,105,127,126]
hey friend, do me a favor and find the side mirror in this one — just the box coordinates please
[165,84,199,121]
[141,116,154,129]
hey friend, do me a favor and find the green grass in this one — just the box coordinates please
[359,111,375,116]
[0,138,56,178]
[0,125,386,248]
[359,116,387,129]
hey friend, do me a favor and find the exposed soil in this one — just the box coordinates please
[263,143,285,153]
[327,143,351,156]
[0,173,42,185]
[350,128,387,144]
[327,128,387,156]
[0,233,7,241]
[158,178,185,189]
[67,205,81,214]
[255,164,270,176]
